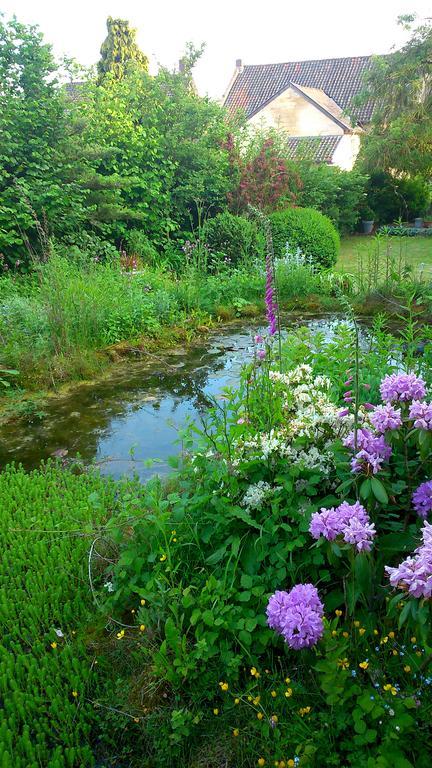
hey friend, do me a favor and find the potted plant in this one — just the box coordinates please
[359,204,375,234]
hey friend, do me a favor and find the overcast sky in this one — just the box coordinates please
[1,0,430,98]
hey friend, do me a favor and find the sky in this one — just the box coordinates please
[1,0,430,98]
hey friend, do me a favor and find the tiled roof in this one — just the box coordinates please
[285,135,342,163]
[224,57,375,124]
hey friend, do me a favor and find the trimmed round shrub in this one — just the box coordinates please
[202,211,264,266]
[269,207,340,268]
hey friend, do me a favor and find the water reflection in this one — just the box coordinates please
[0,315,348,480]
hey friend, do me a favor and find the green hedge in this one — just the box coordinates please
[201,211,264,266]
[269,207,340,268]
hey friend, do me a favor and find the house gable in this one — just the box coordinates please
[248,84,346,136]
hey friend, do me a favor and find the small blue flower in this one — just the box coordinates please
[351,670,357,677]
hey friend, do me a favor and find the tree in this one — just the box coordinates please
[97,17,148,82]
[354,15,432,176]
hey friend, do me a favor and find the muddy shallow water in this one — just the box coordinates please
[0,315,348,480]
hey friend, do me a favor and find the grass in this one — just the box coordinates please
[339,235,432,276]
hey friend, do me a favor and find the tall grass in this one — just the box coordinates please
[0,253,331,390]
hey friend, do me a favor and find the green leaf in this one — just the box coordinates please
[370,477,388,505]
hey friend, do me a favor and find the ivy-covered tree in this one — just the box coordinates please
[354,15,432,176]
[97,17,148,82]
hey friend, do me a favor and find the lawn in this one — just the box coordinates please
[339,235,432,275]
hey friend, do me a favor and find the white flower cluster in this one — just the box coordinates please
[241,481,280,509]
[233,365,351,471]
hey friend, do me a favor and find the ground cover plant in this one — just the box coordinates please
[0,462,144,767]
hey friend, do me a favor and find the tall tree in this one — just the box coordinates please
[97,17,148,82]
[354,15,432,176]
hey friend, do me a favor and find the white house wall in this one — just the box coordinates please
[331,134,361,170]
[248,86,345,136]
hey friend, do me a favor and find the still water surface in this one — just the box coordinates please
[0,316,343,480]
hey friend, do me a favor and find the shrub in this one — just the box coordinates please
[365,172,431,224]
[124,229,160,266]
[295,163,368,234]
[378,225,432,237]
[269,207,340,268]
[201,211,264,267]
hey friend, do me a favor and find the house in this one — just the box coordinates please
[222,56,376,170]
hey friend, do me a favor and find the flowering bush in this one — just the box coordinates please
[98,318,432,766]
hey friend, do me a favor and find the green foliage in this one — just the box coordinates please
[364,172,431,224]
[97,16,149,81]
[378,225,432,237]
[269,207,340,268]
[201,211,264,267]
[0,463,140,767]
[295,163,368,234]
[354,16,432,176]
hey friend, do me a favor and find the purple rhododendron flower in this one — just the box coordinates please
[342,517,376,552]
[412,481,432,518]
[385,521,432,599]
[266,584,324,649]
[409,401,432,430]
[344,429,392,475]
[309,501,375,553]
[380,373,426,403]
[370,404,402,434]
[309,507,341,540]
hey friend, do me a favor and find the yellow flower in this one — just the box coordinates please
[134,717,139,723]
[171,530,176,535]
[342,631,349,638]
[257,712,264,720]
[288,762,295,768]
[392,650,398,656]
[219,682,229,692]
[131,609,135,614]
[172,538,177,543]
[139,624,146,632]
[247,695,253,702]
[284,677,291,684]
[159,554,167,562]
[373,629,379,635]
[388,631,395,639]
[140,599,146,606]
[271,690,277,698]
[383,684,397,695]
[250,666,260,677]
[50,642,57,649]
[335,609,342,617]
[253,696,261,706]
[359,628,366,636]
[299,706,311,716]
[72,690,78,698]
[359,661,369,670]
[416,650,422,657]
[331,630,338,637]
[116,629,125,640]
[213,708,219,715]
[258,759,266,767]
[270,715,278,725]
[411,636,416,643]
[234,698,240,705]
[381,636,389,644]
[354,621,360,628]
[285,688,293,698]
[404,665,411,673]
[338,658,349,670]
[233,728,239,737]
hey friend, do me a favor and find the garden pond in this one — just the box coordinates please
[0,314,357,480]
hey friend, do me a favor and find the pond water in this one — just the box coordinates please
[0,315,346,480]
